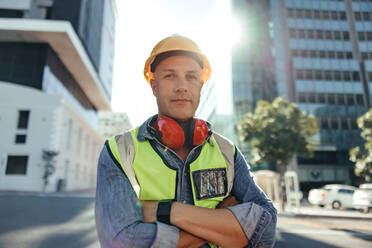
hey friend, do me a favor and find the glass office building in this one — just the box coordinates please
[231,0,370,190]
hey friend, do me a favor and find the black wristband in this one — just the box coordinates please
[157,200,173,225]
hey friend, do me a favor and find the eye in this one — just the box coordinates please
[186,74,198,80]
[164,73,174,79]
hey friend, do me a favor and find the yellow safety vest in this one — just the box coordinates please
[108,126,235,246]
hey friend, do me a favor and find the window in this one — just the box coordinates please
[331,11,338,20]
[335,71,341,81]
[362,52,369,60]
[320,50,326,58]
[351,119,358,129]
[352,71,360,81]
[343,32,350,40]
[305,70,313,80]
[287,9,295,17]
[338,189,354,194]
[323,11,330,19]
[15,134,26,144]
[334,31,341,40]
[308,30,315,39]
[343,71,351,81]
[314,10,321,19]
[296,70,304,79]
[298,29,305,38]
[358,32,366,41]
[5,155,28,175]
[337,51,345,59]
[325,31,332,39]
[301,50,309,57]
[367,32,372,40]
[329,51,336,59]
[315,70,322,80]
[321,118,329,129]
[356,94,365,105]
[298,93,306,103]
[324,70,332,80]
[319,94,326,103]
[17,110,30,129]
[347,95,354,105]
[328,94,336,104]
[355,12,362,21]
[310,50,317,57]
[305,10,312,19]
[308,93,316,103]
[340,12,346,20]
[363,12,370,21]
[337,94,345,105]
[331,119,339,129]
[346,52,353,59]
[316,30,324,39]
[341,119,349,129]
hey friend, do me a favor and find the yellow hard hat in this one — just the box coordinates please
[144,35,211,84]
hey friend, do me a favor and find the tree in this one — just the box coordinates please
[237,97,319,175]
[42,150,59,192]
[350,109,372,182]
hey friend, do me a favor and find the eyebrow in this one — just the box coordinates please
[158,69,200,74]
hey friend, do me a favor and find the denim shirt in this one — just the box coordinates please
[95,116,277,248]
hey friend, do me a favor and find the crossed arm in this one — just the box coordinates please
[141,196,249,248]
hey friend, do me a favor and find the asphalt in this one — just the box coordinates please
[278,201,372,220]
[2,190,372,220]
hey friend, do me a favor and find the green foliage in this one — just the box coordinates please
[350,109,372,182]
[238,97,319,170]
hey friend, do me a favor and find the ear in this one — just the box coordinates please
[150,79,158,97]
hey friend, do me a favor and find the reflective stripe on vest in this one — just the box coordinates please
[107,127,235,204]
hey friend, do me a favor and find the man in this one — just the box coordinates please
[95,35,277,248]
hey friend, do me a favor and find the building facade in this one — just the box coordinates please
[229,0,370,191]
[98,111,132,140]
[0,0,117,192]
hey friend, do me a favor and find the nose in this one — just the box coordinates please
[174,76,188,92]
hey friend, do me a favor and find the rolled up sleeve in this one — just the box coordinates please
[229,148,277,248]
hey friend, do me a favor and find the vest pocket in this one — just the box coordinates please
[191,168,227,201]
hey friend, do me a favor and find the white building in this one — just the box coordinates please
[98,112,132,140]
[0,0,117,192]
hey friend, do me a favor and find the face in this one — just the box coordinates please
[150,55,203,121]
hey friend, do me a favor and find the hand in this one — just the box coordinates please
[216,195,239,209]
[140,200,158,223]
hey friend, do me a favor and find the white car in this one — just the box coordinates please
[353,183,372,213]
[308,184,357,209]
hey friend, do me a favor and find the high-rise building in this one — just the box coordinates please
[228,0,369,191]
[0,0,117,192]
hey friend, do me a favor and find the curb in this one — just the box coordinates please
[278,212,372,220]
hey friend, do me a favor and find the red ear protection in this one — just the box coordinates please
[154,116,209,149]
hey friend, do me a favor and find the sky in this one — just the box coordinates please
[112,0,238,126]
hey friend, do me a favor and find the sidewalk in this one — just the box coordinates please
[0,189,95,198]
[278,201,372,220]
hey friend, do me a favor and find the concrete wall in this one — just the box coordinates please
[0,82,104,192]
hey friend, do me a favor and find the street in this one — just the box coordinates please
[0,193,98,248]
[276,216,372,248]
[0,193,371,248]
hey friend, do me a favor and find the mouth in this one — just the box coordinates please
[171,99,191,103]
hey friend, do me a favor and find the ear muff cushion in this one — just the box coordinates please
[155,116,185,149]
[193,119,209,146]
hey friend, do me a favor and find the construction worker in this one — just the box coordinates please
[95,35,277,248]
